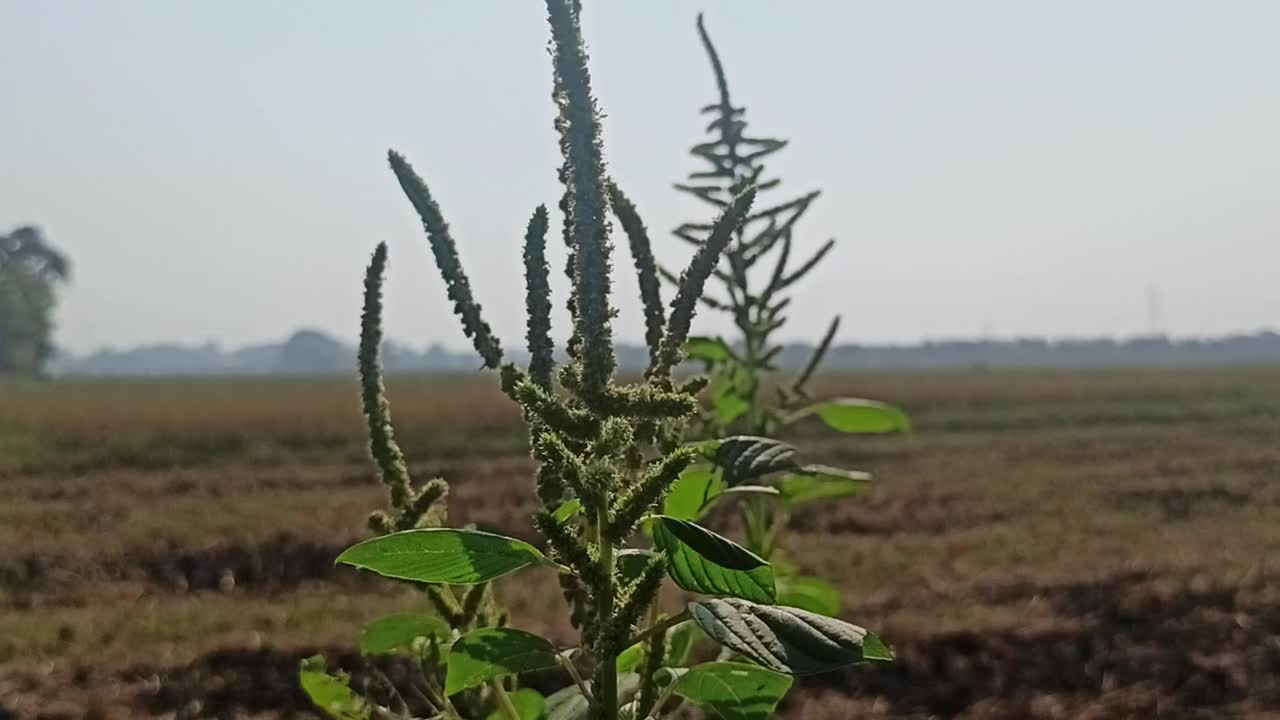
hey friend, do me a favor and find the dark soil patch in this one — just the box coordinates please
[795,492,1006,536]
[1109,485,1252,521]
[810,571,1280,718]
[78,571,1280,720]
[1,535,361,608]
[117,534,357,593]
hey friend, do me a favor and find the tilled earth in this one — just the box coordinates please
[4,370,1280,719]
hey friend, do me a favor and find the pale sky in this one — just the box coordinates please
[3,1,1279,355]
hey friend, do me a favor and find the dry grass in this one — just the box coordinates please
[3,368,1280,718]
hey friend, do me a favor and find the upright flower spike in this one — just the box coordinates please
[523,205,555,388]
[358,243,412,510]
[387,150,504,369]
[653,185,757,381]
[606,181,666,371]
[546,0,616,397]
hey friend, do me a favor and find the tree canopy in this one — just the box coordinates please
[0,225,71,374]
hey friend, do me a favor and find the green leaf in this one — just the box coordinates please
[299,655,370,720]
[553,498,583,523]
[545,673,640,720]
[663,465,722,520]
[777,466,871,506]
[359,613,451,655]
[685,335,732,363]
[444,627,559,695]
[653,516,775,603]
[337,528,546,585]
[616,641,644,672]
[616,548,660,587]
[695,485,781,516]
[713,387,751,425]
[487,688,546,720]
[663,620,701,667]
[789,398,911,434]
[689,598,892,675]
[705,436,801,485]
[665,661,793,720]
[775,575,841,617]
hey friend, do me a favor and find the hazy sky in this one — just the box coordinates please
[3,2,1279,354]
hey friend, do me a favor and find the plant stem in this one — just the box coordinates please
[557,650,593,703]
[596,502,618,720]
[419,664,463,720]
[626,609,691,649]
[492,680,522,720]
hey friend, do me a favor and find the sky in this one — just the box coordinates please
[3,1,1279,355]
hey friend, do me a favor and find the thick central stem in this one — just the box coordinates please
[596,501,617,720]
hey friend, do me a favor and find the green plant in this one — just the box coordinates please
[666,15,911,615]
[302,4,891,719]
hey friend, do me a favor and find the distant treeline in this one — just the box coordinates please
[46,328,1280,376]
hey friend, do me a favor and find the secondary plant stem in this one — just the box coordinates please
[627,609,691,649]
[492,680,522,720]
[596,501,618,720]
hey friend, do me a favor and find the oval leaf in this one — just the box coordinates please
[445,627,559,695]
[707,436,801,485]
[790,398,910,434]
[299,655,371,720]
[616,548,661,587]
[666,661,792,720]
[777,466,871,506]
[360,613,451,655]
[653,516,775,603]
[688,598,892,675]
[713,388,751,425]
[663,465,722,520]
[553,498,583,523]
[685,336,732,363]
[663,619,701,667]
[616,640,644,673]
[336,528,545,585]
[486,688,545,720]
[775,575,841,617]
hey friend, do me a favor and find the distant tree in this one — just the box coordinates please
[0,226,71,374]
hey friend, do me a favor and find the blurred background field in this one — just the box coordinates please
[4,368,1280,719]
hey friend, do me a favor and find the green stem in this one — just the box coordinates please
[626,609,691,649]
[492,680,522,720]
[420,662,463,720]
[596,502,618,720]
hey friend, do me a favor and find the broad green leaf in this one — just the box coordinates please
[666,661,792,720]
[775,575,841,617]
[616,548,660,587]
[777,466,871,506]
[553,498,583,523]
[444,627,559,695]
[685,336,732,363]
[299,655,370,720]
[705,436,801,485]
[789,398,911,434]
[337,528,546,585]
[663,465,722,520]
[663,620,701,667]
[713,388,751,425]
[689,598,892,675]
[359,613,450,655]
[487,688,546,720]
[653,516,775,603]
[545,673,640,720]
[616,640,644,672]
